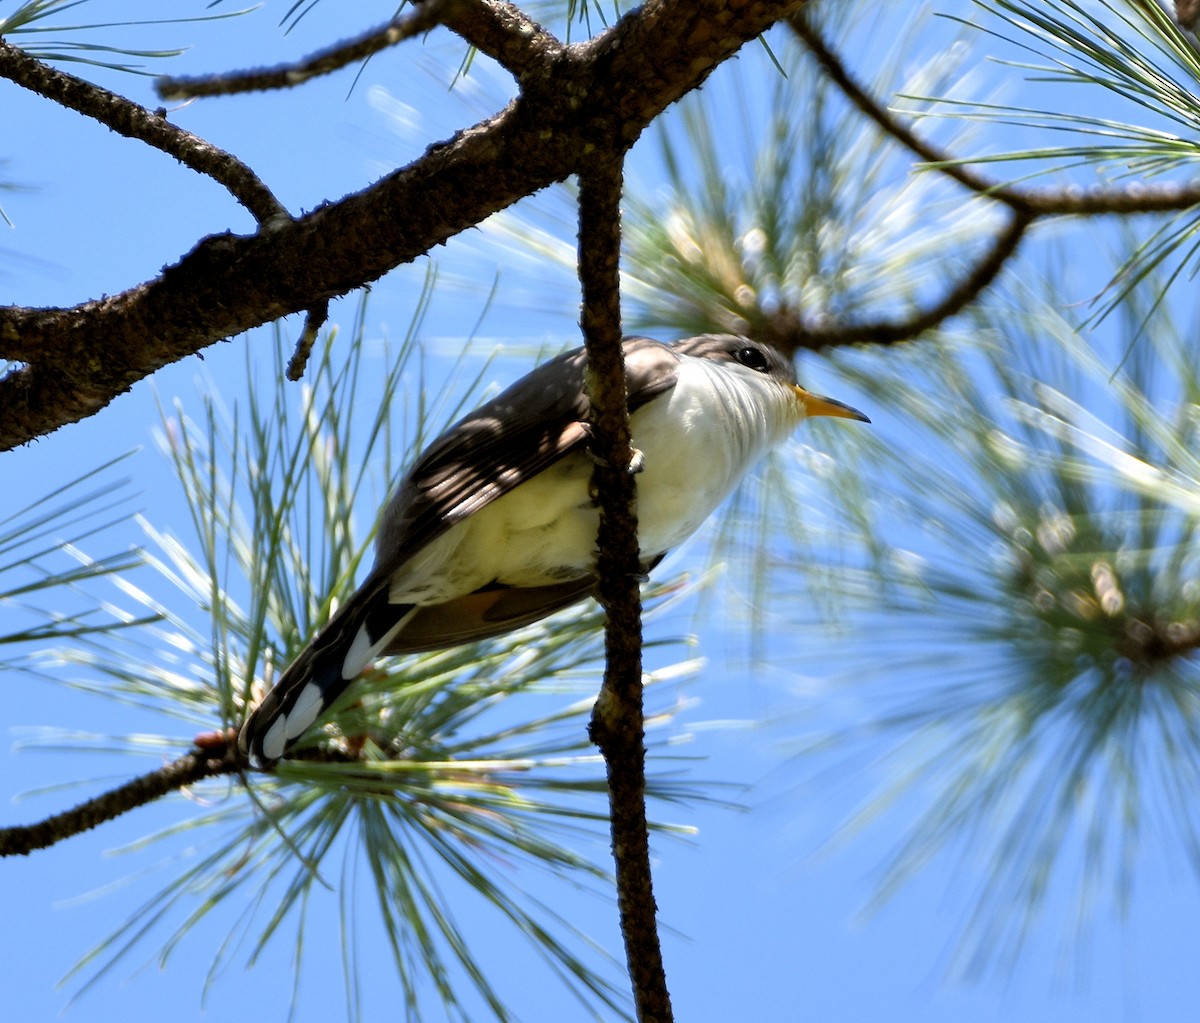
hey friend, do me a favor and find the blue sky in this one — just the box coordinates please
[4,2,1200,1021]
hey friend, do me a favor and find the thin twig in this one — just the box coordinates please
[791,12,1200,217]
[789,12,1026,209]
[287,300,330,381]
[0,40,286,224]
[580,152,674,1022]
[783,206,1034,350]
[783,13,1200,350]
[0,741,243,857]
[157,0,451,99]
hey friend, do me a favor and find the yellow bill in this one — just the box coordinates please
[794,386,871,423]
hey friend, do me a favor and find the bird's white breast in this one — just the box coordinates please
[625,355,801,552]
[388,355,803,602]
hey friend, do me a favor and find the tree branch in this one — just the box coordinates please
[792,12,1200,216]
[780,206,1034,350]
[157,0,453,99]
[287,299,330,380]
[580,149,673,1022]
[783,12,1200,351]
[0,742,242,857]
[0,39,287,225]
[0,0,808,451]
[1017,180,1200,215]
[789,12,1026,208]
[438,0,565,80]
[158,0,560,101]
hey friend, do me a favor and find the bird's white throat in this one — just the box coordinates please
[625,353,801,552]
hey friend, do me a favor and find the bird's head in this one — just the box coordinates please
[677,334,871,425]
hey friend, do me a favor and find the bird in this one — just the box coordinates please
[238,334,868,766]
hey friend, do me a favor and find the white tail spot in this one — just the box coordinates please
[261,716,288,763]
[285,682,325,740]
[341,608,417,680]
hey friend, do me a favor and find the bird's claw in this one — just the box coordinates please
[587,446,645,474]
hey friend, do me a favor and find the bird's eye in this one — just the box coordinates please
[733,345,771,373]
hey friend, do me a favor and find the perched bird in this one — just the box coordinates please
[239,334,868,766]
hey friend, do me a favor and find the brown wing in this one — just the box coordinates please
[380,577,599,653]
[370,336,682,577]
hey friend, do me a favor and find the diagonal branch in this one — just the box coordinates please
[781,205,1034,350]
[157,0,559,100]
[783,12,1200,350]
[791,11,1200,216]
[0,39,286,224]
[438,0,565,79]
[788,11,1027,209]
[0,741,242,857]
[0,0,808,451]
[157,0,453,99]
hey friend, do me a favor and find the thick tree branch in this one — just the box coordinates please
[157,0,453,99]
[0,39,286,224]
[0,0,808,451]
[438,0,565,79]
[579,150,672,1021]
[0,741,242,857]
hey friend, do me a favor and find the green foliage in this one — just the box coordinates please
[621,17,996,345]
[938,0,1200,171]
[793,276,1200,978]
[612,9,1200,981]
[919,0,1200,321]
[0,451,155,650]
[1,0,252,72]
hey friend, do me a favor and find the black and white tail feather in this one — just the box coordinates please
[239,580,412,767]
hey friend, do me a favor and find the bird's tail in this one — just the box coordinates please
[238,578,406,767]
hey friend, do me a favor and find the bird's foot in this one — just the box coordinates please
[587,446,645,474]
